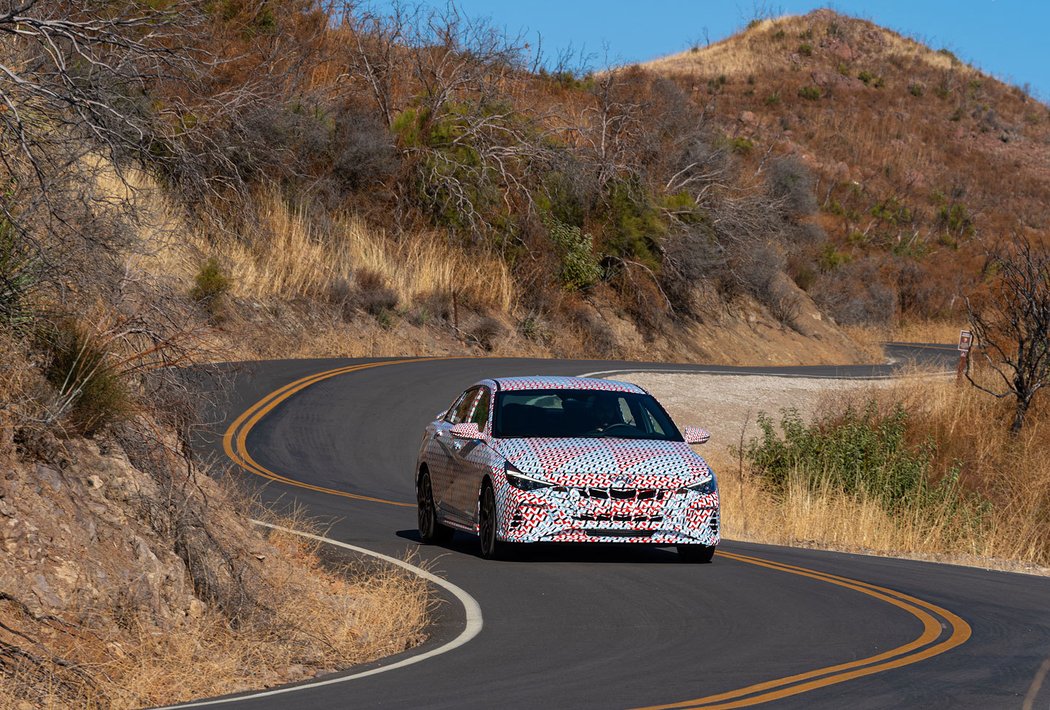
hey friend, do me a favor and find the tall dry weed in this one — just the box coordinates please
[223,191,514,313]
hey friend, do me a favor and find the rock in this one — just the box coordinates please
[31,573,65,610]
[186,598,206,619]
[740,110,758,126]
[86,475,103,489]
[34,463,63,492]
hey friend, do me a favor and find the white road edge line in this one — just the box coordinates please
[153,520,483,709]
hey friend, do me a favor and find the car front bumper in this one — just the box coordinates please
[495,483,720,546]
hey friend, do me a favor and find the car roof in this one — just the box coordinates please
[486,376,647,394]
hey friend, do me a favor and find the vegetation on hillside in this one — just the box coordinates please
[647,9,1050,328]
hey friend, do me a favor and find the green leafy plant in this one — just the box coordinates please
[797,43,813,57]
[747,402,984,526]
[798,85,822,100]
[547,218,601,291]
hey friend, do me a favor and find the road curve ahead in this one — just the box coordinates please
[188,347,1050,710]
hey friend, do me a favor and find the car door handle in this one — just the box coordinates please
[435,430,444,438]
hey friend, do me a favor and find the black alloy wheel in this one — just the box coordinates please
[417,470,452,544]
[478,482,505,559]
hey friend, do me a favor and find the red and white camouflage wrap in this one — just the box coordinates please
[418,376,720,548]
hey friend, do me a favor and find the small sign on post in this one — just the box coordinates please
[956,329,973,385]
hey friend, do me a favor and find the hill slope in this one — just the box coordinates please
[643,9,1050,326]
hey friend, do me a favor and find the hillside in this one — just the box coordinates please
[2,3,1046,705]
[644,9,1050,326]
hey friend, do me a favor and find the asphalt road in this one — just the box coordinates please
[183,345,1050,709]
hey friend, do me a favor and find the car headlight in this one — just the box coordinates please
[682,474,717,495]
[505,462,553,492]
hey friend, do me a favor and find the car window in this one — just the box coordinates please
[470,387,491,432]
[493,389,682,441]
[447,387,480,424]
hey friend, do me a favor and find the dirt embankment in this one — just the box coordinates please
[0,414,429,709]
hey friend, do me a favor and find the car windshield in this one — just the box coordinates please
[493,389,683,441]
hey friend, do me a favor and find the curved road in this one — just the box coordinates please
[185,346,1050,709]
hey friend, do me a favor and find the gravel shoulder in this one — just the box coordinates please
[617,372,891,449]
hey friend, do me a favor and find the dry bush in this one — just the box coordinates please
[468,316,506,351]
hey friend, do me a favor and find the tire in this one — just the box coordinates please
[417,470,453,545]
[478,482,507,560]
[677,544,716,563]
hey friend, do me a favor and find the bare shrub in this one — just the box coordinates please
[966,237,1050,432]
[468,317,506,351]
[812,258,898,325]
[766,156,818,216]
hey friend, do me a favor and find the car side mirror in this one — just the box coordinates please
[683,426,710,445]
[450,422,483,440]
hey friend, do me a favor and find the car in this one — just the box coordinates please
[414,376,720,562]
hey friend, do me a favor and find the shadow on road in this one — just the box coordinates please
[396,529,687,564]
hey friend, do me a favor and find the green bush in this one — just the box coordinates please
[798,86,822,101]
[908,83,925,97]
[730,136,754,155]
[747,402,981,522]
[547,218,601,291]
[870,197,913,225]
[41,318,128,435]
[0,219,36,330]
[797,43,813,57]
[936,202,974,238]
[190,257,231,314]
[603,180,665,270]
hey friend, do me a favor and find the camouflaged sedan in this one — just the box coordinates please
[415,376,720,561]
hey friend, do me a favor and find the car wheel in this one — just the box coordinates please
[417,470,452,545]
[478,482,506,560]
[677,544,716,563]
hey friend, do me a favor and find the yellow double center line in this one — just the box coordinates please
[222,358,972,708]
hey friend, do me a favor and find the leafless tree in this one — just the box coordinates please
[966,236,1050,432]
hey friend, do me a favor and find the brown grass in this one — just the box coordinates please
[842,319,966,346]
[710,369,1050,572]
[216,190,514,313]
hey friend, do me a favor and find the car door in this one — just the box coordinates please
[430,387,480,517]
[447,385,494,522]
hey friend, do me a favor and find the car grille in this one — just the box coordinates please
[583,529,654,538]
[573,514,664,524]
[571,487,668,501]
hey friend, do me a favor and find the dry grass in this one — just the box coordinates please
[645,11,972,79]
[706,369,1050,571]
[218,190,513,313]
[842,319,966,346]
[94,173,516,317]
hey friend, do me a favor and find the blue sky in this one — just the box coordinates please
[371,1,1049,100]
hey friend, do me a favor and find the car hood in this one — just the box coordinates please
[489,437,711,487]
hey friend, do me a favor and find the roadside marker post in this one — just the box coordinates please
[956,330,973,385]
